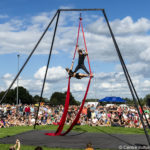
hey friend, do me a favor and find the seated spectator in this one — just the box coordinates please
[0,118,4,128]
[0,103,147,129]
[85,143,94,150]
[9,139,20,150]
[92,117,98,126]
[34,146,43,150]
[111,116,121,127]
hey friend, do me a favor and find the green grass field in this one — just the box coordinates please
[0,144,83,150]
[0,125,149,150]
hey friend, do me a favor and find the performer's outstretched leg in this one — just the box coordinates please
[81,64,89,74]
[74,65,81,73]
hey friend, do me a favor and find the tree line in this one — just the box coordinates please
[0,86,80,105]
[0,86,150,106]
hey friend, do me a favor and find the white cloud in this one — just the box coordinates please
[34,66,66,82]
[2,73,13,79]
[111,17,150,35]
[0,14,8,19]
[1,11,150,99]
[71,83,86,92]
[140,47,150,61]
[116,62,150,78]
[1,69,150,100]
[101,82,111,88]
[31,12,51,25]
[87,16,150,36]
[1,12,150,65]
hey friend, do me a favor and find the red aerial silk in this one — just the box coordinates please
[61,77,91,136]
[45,77,71,136]
[61,16,92,136]
[45,15,92,136]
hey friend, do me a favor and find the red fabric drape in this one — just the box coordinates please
[73,20,81,60]
[61,77,91,136]
[61,20,92,136]
[45,17,82,137]
[45,77,71,136]
[81,23,92,74]
[45,15,92,136]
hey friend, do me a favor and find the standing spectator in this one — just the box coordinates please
[18,104,24,116]
[7,105,11,115]
[82,106,87,116]
[90,104,96,111]
[87,107,91,120]
[30,105,35,116]
[25,105,30,116]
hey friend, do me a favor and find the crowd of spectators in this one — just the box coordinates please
[0,103,150,129]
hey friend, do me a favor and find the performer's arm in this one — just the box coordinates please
[70,62,74,70]
[82,48,88,56]
[70,45,79,70]
[76,45,79,53]
[16,139,21,150]
[85,50,88,56]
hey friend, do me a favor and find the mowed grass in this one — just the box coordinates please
[0,144,111,150]
[0,144,84,150]
[0,125,149,150]
[0,125,149,139]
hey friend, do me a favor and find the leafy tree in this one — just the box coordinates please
[123,97,134,106]
[14,86,33,104]
[123,97,146,106]
[85,99,98,102]
[64,92,80,105]
[50,91,80,106]
[0,87,33,104]
[143,94,150,106]
[33,95,49,103]
[0,89,16,104]
[33,95,41,103]
[50,92,66,106]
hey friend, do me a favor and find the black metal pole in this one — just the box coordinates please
[102,9,150,146]
[59,8,104,12]
[102,10,150,129]
[34,10,61,129]
[0,11,58,104]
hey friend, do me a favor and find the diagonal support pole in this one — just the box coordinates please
[102,9,150,146]
[34,10,61,129]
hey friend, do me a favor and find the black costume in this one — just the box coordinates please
[74,53,89,74]
[69,70,81,79]
[75,73,81,79]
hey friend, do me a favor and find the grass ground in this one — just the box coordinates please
[0,144,86,150]
[0,144,111,150]
[0,125,148,138]
[0,125,149,150]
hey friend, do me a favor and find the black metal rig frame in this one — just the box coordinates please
[0,8,149,145]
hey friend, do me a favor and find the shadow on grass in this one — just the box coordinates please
[95,126,149,148]
[66,127,87,136]
[95,126,135,146]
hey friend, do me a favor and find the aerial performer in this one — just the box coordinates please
[65,68,90,79]
[45,13,93,137]
[66,45,93,79]
[74,45,90,74]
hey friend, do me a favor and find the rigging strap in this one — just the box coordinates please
[45,14,92,136]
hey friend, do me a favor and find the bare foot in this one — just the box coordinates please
[90,73,94,78]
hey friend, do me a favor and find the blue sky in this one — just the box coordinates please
[1,0,150,100]
[0,0,150,20]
